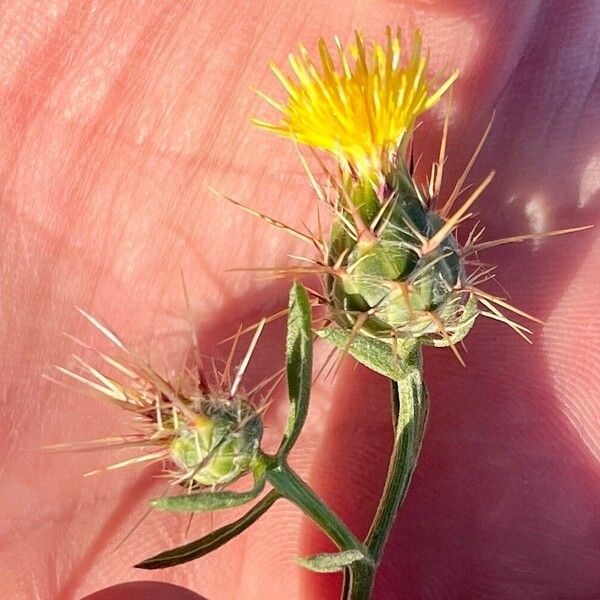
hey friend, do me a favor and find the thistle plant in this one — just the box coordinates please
[49,308,270,505]
[252,28,582,356]
[249,27,586,595]
[52,285,374,579]
[52,27,589,600]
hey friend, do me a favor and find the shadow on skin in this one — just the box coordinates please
[82,581,207,600]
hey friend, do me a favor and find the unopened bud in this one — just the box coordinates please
[169,397,263,487]
[327,166,467,340]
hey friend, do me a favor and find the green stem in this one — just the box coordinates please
[266,459,367,554]
[359,341,429,591]
[265,458,374,598]
[343,558,377,600]
[264,339,428,600]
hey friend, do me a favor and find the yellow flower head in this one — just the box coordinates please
[253,27,458,179]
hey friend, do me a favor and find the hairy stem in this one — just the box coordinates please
[266,339,428,600]
[353,341,429,597]
[266,459,369,555]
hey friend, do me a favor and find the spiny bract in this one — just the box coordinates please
[51,310,267,490]
[253,28,549,358]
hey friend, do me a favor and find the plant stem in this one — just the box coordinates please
[266,459,368,554]
[265,458,374,597]
[265,339,428,600]
[342,558,377,600]
[358,340,429,595]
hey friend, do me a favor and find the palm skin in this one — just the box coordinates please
[1,1,599,599]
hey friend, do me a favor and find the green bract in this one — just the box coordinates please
[327,161,471,341]
[169,396,263,487]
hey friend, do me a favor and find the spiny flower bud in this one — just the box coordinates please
[254,27,475,348]
[51,310,267,491]
[169,396,262,487]
[326,161,469,342]
[250,27,584,357]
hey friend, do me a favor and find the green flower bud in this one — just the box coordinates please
[326,164,467,341]
[169,396,263,487]
[51,308,268,490]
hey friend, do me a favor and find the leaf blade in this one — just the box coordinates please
[151,460,267,513]
[316,329,416,381]
[136,490,280,569]
[297,549,369,573]
[278,281,313,456]
[365,346,429,562]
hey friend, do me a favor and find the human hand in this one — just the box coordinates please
[2,2,599,599]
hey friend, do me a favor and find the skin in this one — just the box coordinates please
[1,1,599,599]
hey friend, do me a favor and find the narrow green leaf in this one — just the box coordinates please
[298,549,368,573]
[151,489,258,513]
[151,460,267,513]
[278,281,313,456]
[136,490,280,569]
[316,329,417,381]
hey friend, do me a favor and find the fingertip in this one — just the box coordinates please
[81,581,207,600]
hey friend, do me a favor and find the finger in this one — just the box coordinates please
[81,581,207,600]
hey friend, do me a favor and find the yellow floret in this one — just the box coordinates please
[254,27,458,179]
